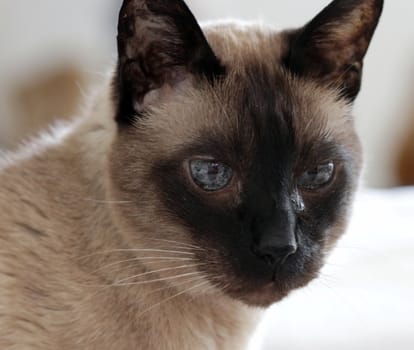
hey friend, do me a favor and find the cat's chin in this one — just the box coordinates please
[223,274,315,307]
[232,284,290,308]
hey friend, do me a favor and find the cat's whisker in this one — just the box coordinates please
[102,248,195,255]
[81,271,203,293]
[112,271,202,287]
[82,198,133,204]
[91,256,196,274]
[79,272,207,307]
[114,263,207,285]
[101,258,219,277]
[127,235,220,254]
[77,248,195,261]
[210,280,228,294]
[209,275,231,293]
[99,260,203,279]
[118,230,220,255]
[140,238,204,250]
[201,278,225,295]
[136,275,207,300]
[136,280,210,319]
[138,242,204,252]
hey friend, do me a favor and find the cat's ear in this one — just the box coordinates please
[115,0,224,124]
[284,0,383,100]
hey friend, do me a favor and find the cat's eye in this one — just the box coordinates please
[189,159,233,192]
[297,162,335,191]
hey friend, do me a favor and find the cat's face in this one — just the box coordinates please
[108,0,382,307]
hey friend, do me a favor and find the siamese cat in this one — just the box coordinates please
[0,0,383,349]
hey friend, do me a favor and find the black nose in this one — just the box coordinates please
[252,240,297,267]
[250,207,298,268]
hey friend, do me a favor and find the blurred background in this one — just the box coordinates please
[0,1,413,350]
[1,0,414,187]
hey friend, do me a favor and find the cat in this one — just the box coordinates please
[0,0,383,349]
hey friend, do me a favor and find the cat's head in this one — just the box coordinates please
[108,0,383,307]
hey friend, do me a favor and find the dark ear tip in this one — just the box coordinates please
[114,0,225,125]
[375,0,385,10]
[370,0,385,20]
[284,0,384,102]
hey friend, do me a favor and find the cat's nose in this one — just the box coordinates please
[252,236,297,268]
[250,205,298,268]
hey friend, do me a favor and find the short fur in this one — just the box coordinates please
[0,0,383,349]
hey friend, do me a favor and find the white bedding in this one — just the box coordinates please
[249,187,414,350]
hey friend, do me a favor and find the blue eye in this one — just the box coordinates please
[189,160,233,191]
[298,162,335,190]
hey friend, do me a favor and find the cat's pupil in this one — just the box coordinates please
[298,162,335,190]
[189,160,233,191]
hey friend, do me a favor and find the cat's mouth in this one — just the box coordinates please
[224,271,317,307]
[203,248,322,307]
[230,282,289,307]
